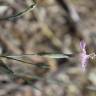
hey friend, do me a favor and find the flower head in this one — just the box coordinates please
[80,41,89,72]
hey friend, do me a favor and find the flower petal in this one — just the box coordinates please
[80,40,86,49]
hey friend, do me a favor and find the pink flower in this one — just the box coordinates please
[80,41,89,72]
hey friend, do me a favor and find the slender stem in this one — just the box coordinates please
[0,1,36,20]
[0,55,35,66]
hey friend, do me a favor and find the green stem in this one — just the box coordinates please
[0,1,36,20]
[0,55,35,66]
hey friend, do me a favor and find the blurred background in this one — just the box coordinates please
[0,0,96,96]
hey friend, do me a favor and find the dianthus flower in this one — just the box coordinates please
[80,41,89,72]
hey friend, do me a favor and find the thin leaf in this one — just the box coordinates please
[3,52,72,58]
[0,52,71,69]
